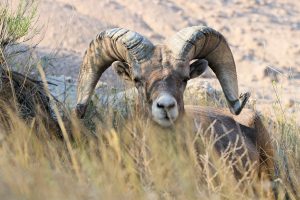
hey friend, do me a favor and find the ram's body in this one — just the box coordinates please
[185,105,274,179]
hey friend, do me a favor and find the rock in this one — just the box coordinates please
[96,81,108,89]
[185,78,225,106]
[46,75,137,112]
[263,66,282,82]
[63,3,76,11]
[220,25,230,33]
[291,22,300,30]
[251,75,258,82]
[253,37,267,47]
[242,50,255,61]
[288,99,295,108]
[282,67,300,79]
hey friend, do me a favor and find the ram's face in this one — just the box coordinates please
[133,65,188,127]
[113,47,208,127]
[114,46,188,127]
[113,48,186,127]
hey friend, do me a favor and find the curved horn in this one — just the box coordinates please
[166,26,250,115]
[76,28,154,118]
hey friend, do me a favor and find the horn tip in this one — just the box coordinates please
[230,92,251,115]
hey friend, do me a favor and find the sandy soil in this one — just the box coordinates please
[21,0,300,120]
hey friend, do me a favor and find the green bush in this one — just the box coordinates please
[0,0,38,64]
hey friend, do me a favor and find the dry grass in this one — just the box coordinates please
[0,90,299,200]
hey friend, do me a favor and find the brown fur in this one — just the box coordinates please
[184,105,274,181]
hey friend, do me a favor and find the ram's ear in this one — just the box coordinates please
[112,61,132,81]
[189,59,208,79]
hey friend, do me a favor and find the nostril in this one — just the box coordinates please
[167,102,175,109]
[157,102,164,108]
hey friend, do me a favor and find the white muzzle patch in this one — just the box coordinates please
[151,93,179,127]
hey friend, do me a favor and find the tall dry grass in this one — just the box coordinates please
[0,90,299,200]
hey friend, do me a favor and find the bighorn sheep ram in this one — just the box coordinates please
[75,26,274,182]
[75,26,250,123]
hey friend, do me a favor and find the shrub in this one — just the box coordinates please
[0,0,38,64]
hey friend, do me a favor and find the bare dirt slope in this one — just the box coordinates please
[34,0,300,120]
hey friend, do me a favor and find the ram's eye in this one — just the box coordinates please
[133,77,142,87]
[133,77,140,83]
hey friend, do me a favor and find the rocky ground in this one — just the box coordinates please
[10,0,300,121]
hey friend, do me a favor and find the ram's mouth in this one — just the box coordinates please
[152,114,177,127]
[162,114,176,121]
[163,115,170,120]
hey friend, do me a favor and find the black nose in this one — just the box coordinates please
[157,101,175,110]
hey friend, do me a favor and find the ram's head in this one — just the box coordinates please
[75,26,250,127]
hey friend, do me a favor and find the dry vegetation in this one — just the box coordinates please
[0,1,299,200]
